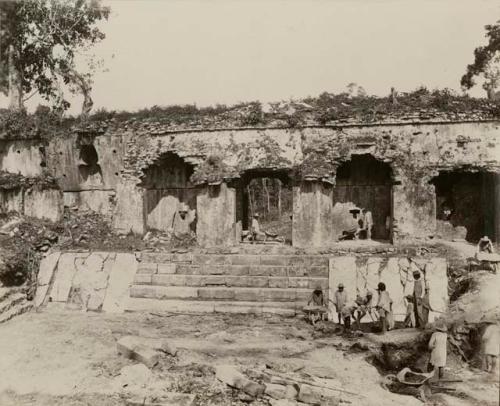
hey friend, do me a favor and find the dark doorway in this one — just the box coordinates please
[431,171,498,242]
[236,170,293,244]
[78,144,103,185]
[332,154,393,241]
[140,152,197,233]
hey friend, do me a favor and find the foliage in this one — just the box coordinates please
[190,154,238,185]
[0,0,110,112]
[461,20,500,94]
[0,171,59,191]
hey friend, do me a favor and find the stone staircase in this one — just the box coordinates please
[126,252,330,315]
[0,288,32,323]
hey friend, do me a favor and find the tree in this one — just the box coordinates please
[0,0,110,115]
[461,20,500,99]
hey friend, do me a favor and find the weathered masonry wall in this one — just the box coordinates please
[329,256,447,323]
[36,251,448,319]
[36,120,500,245]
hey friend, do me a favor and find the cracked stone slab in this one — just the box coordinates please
[102,253,138,313]
[34,252,61,307]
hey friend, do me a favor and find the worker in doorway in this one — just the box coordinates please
[354,291,374,329]
[413,271,424,328]
[481,317,499,374]
[172,203,195,237]
[251,213,266,242]
[428,323,448,380]
[330,283,348,325]
[339,208,363,240]
[362,208,373,240]
[376,282,393,334]
[403,295,416,328]
[477,236,494,254]
[421,287,432,327]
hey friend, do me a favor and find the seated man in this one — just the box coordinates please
[477,236,494,254]
[354,291,374,329]
[303,287,327,325]
[251,213,266,242]
[339,208,363,241]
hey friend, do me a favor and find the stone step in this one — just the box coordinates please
[0,293,25,314]
[130,285,312,302]
[138,263,328,278]
[133,274,328,290]
[138,252,329,267]
[0,302,33,324]
[125,298,300,316]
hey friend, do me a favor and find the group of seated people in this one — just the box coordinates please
[303,282,395,333]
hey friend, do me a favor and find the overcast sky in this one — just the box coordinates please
[2,0,499,114]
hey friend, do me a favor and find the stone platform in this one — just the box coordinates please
[35,250,448,318]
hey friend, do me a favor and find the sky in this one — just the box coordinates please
[2,0,500,114]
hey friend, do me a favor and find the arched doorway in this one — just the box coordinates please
[140,152,197,233]
[236,169,293,244]
[431,170,498,242]
[332,154,393,241]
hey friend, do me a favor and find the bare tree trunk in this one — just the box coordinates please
[278,180,282,217]
[247,185,254,218]
[8,45,23,110]
[263,178,270,217]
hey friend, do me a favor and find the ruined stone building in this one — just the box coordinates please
[0,107,499,249]
[1,99,499,317]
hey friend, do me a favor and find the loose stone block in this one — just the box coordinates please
[216,365,265,397]
[264,383,288,399]
[116,336,159,368]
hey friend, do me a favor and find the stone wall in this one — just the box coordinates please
[196,183,237,247]
[0,187,63,222]
[0,139,45,177]
[39,121,500,243]
[328,256,448,323]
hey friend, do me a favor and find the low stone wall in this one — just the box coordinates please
[328,256,448,323]
[37,250,449,320]
[0,187,63,222]
[64,190,116,216]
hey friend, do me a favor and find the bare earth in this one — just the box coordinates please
[0,307,497,406]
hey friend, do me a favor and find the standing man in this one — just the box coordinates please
[421,287,432,327]
[331,283,348,325]
[413,271,424,328]
[354,291,374,329]
[481,317,499,374]
[362,208,373,240]
[376,282,392,334]
[428,323,448,380]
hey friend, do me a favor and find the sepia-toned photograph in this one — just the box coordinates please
[0,0,499,405]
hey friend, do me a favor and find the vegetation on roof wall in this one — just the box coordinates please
[1,87,500,140]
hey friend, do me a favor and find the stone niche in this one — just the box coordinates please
[197,182,237,247]
[293,180,334,248]
[328,256,448,323]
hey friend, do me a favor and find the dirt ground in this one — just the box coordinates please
[0,307,497,406]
